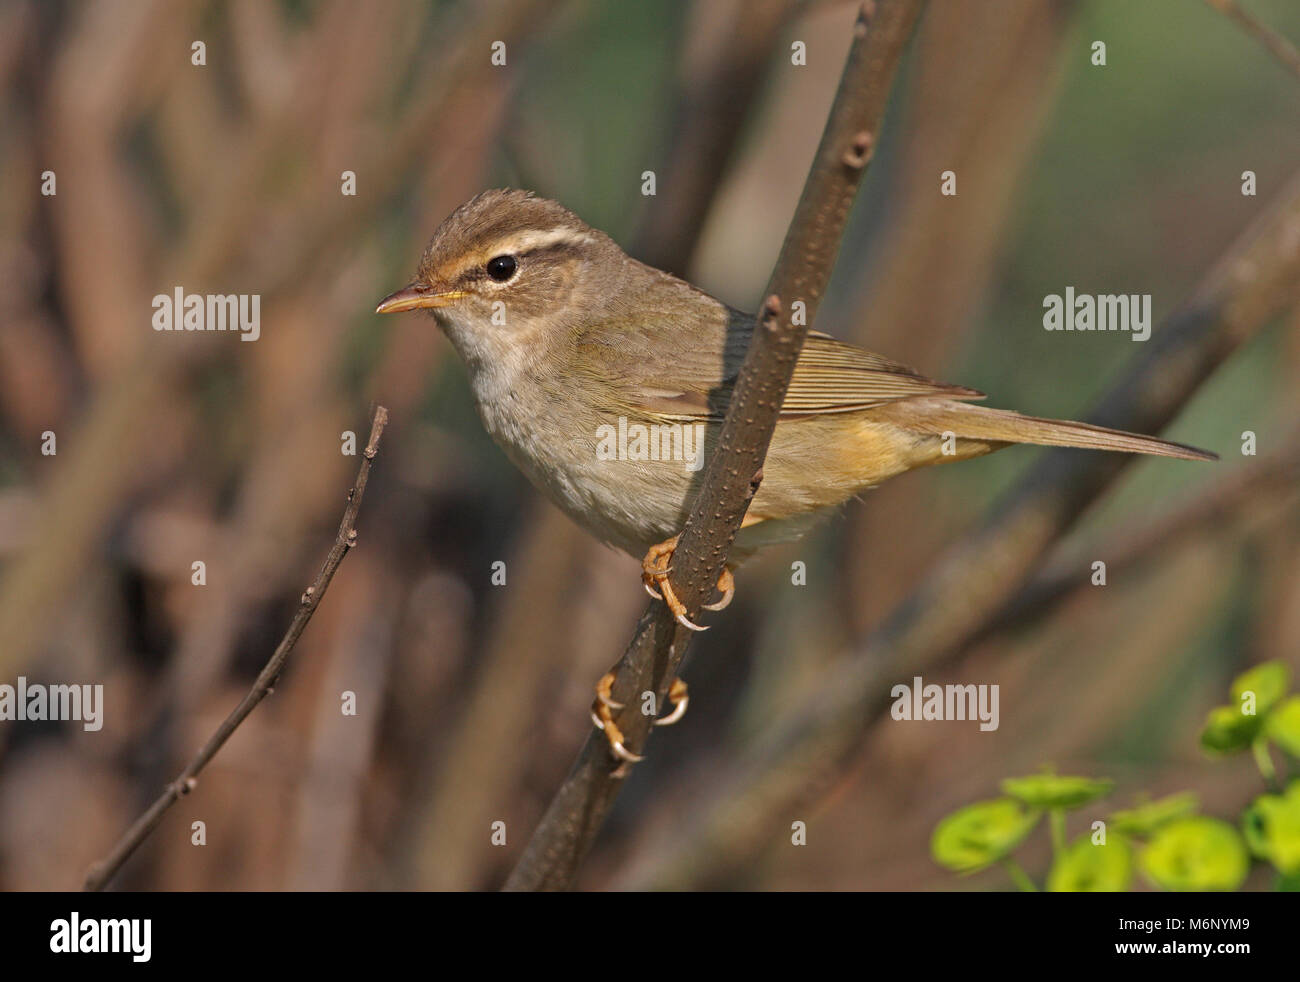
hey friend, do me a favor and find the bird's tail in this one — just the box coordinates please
[875,400,1217,462]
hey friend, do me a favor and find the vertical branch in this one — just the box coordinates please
[625,167,1300,891]
[504,0,926,892]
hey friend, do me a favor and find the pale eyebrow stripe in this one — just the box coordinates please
[450,227,594,284]
[496,228,594,254]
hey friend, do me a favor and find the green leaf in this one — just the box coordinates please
[1047,834,1133,892]
[1231,661,1290,718]
[1199,704,1262,754]
[1138,817,1249,891]
[931,798,1041,874]
[1241,781,1300,876]
[1109,792,1199,838]
[1265,697,1300,758]
[1001,773,1113,810]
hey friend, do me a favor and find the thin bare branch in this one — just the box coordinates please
[504,0,926,892]
[82,405,389,891]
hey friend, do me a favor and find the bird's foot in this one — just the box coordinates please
[640,536,736,628]
[590,671,690,775]
[703,564,735,611]
[590,671,642,767]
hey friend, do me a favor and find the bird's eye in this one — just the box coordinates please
[485,255,518,282]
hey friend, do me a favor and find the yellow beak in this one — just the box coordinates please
[374,282,466,314]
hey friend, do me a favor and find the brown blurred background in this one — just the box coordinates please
[0,0,1297,891]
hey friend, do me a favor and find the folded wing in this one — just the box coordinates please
[578,302,981,421]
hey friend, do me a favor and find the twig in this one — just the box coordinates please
[82,405,389,891]
[624,166,1300,890]
[503,0,925,892]
[1205,0,1300,81]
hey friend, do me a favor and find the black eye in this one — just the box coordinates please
[485,255,517,281]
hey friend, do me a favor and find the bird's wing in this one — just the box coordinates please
[780,330,984,415]
[577,304,983,421]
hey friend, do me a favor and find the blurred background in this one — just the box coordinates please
[0,0,1297,891]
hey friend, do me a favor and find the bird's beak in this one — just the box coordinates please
[374,282,467,314]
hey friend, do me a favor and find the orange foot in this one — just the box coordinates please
[590,671,690,774]
[640,535,737,630]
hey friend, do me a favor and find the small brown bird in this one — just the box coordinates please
[378,189,1215,761]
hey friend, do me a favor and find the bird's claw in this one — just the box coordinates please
[591,671,691,769]
[656,677,689,726]
[591,671,643,768]
[641,536,712,631]
[702,565,735,611]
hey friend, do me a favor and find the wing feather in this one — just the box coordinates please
[575,294,982,421]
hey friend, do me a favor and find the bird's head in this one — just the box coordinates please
[375,189,623,364]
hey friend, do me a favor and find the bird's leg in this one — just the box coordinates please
[641,536,735,629]
[590,670,691,773]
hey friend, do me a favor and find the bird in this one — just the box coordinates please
[377,188,1215,762]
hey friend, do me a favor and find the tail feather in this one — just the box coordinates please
[882,401,1218,462]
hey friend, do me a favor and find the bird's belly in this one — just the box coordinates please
[476,392,698,555]
[474,381,951,559]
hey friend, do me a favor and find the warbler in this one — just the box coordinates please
[377,188,1214,760]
